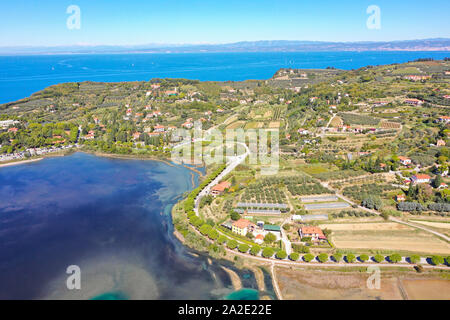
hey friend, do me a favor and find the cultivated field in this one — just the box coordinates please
[321,222,450,254]
[401,279,450,300]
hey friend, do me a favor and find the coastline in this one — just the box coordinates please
[0,157,44,168]
[83,150,205,178]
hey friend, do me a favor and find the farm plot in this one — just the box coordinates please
[338,113,380,126]
[304,202,350,210]
[284,176,332,196]
[226,121,246,129]
[342,183,398,202]
[324,223,450,255]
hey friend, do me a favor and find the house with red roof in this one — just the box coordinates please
[232,219,256,236]
[411,174,431,184]
[299,226,326,241]
[210,181,231,196]
[398,156,411,166]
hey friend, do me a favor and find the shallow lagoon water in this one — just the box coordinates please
[0,152,262,299]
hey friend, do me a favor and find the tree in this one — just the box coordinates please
[374,254,384,263]
[208,229,219,240]
[303,253,314,262]
[199,224,212,235]
[389,253,402,263]
[289,252,300,261]
[217,235,228,245]
[409,254,420,264]
[276,250,287,260]
[246,232,254,239]
[317,253,329,263]
[230,211,240,221]
[227,239,238,250]
[431,255,444,266]
[264,233,276,244]
[359,254,369,262]
[446,256,450,266]
[250,245,261,256]
[238,244,250,253]
[262,247,274,258]
[433,175,443,188]
[346,254,356,263]
[332,253,343,262]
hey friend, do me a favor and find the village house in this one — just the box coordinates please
[438,183,448,189]
[299,226,326,242]
[297,128,309,135]
[165,88,178,96]
[210,181,231,196]
[232,219,256,236]
[84,130,95,140]
[153,125,165,133]
[403,75,431,81]
[437,116,450,124]
[396,194,406,202]
[404,98,423,106]
[437,139,446,147]
[182,121,193,129]
[411,174,431,184]
[8,127,18,133]
[398,156,412,166]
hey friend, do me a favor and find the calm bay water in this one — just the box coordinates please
[0,51,449,104]
[0,153,261,299]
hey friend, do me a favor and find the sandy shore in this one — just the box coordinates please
[0,158,43,168]
[221,266,243,291]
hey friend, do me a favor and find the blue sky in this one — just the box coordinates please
[0,0,449,46]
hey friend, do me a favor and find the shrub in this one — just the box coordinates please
[446,256,450,266]
[303,253,314,262]
[317,253,329,263]
[238,244,250,253]
[332,253,343,262]
[389,253,402,263]
[227,239,238,250]
[430,255,444,266]
[262,247,275,258]
[359,254,369,262]
[264,233,277,244]
[346,254,356,263]
[217,235,228,245]
[199,224,213,235]
[276,250,287,260]
[409,254,420,264]
[289,252,300,261]
[250,245,261,256]
[374,254,384,263]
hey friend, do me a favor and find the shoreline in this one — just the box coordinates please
[0,157,44,168]
[83,150,205,177]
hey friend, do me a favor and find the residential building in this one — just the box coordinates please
[299,226,326,241]
[411,174,431,184]
[398,156,412,166]
[232,219,256,236]
[210,181,231,196]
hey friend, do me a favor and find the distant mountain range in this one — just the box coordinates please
[1,39,449,55]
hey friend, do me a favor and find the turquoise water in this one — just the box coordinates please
[1,51,449,103]
[225,289,259,300]
[91,292,128,300]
